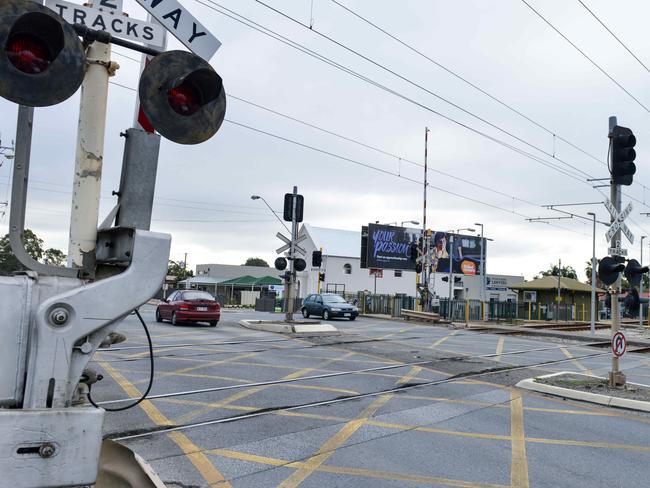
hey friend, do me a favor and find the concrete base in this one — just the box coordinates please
[516,372,650,413]
[239,319,337,334]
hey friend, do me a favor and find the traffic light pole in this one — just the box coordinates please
[609,115,626,388]
[286,186,298,323]
[68,40,116,273]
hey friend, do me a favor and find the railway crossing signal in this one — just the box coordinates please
[0,0,86,107]
[624,259,649,287]
[597,256,625,286]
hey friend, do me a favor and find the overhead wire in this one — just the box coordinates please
[520,0,650,113]
[251,0,595,180]
[188,0,591,183]
[576,0,650,74]
[328,0,606,168]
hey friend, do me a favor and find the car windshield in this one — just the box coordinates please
[182,291,215,301]
[322,295,346,303]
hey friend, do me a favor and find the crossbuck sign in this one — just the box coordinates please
[604,199,634,245]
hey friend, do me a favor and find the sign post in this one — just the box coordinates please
[608,116,628,388]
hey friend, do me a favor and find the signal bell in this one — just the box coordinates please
[139,50,226,145]
[0,0,86,107]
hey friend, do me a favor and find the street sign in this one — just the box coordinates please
[604,199,634,244]
[369,268,383,278]
[608,246,628,257]
[46,0,166,48]
[611,331,627,357]
[135,0,221,60]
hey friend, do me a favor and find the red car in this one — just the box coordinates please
[156,290,221,327]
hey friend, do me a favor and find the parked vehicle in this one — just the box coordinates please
[301,293,359,320]
[156,290,221,326]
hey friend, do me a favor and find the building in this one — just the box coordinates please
[509,275,603,321]
[298,224,522,301]
[185,263,284,305]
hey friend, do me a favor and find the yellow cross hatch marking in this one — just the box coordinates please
[510,390,529,488]
[96,360,232,488]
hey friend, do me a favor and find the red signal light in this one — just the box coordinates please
[168,81,201,116]
[7,33,52,74]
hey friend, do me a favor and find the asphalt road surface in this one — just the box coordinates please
[89,306,650,487]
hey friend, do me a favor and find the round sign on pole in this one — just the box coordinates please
[611,331,627,357]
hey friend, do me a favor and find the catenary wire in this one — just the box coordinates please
[329,0,606,168]
[251,0,595,179]
[576,0,650,74]
[189,0,592,183]
[520,0,650,113]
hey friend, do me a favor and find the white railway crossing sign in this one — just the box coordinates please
[46,0,166,47]
[604,199,634,245]
[136,0,221,60]
[276,232,306,256]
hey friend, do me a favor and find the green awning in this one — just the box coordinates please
[218,275,258,286]
[253,276,283,286]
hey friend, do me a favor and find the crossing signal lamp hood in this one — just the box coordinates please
[0,0,86,107]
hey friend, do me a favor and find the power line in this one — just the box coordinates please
[251,0,594,180]
[577,0,650,74]
[188,0,590,183]
[520,0,650,113]
[328,0,606,168]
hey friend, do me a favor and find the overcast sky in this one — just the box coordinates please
[2,0,650,280]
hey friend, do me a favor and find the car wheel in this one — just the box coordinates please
[155,308,163,323]
[323,309,330,320]
[171,312,178,326]
[302,308,310,318]
[209,321,218,327]
[349,316,356,321]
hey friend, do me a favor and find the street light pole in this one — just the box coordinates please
[474,223,485,321]
[251,195,291,233]
[587,212,596,335]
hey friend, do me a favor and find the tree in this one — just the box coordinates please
[0,229,44,275]
[536,263,578,280]
[0,229,67,275]
[167,260,194,280]
[43,248,66,266]
[244,257,269,267]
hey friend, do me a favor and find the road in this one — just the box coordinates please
[90,306,650,487]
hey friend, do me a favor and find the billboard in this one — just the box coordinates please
[362,224,485,275]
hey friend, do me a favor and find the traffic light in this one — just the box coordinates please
[598,256,625,286]
[294,258,306,272]
[409,242,418,263]
[0,0,86,106]
[624,288,641,316]
[312,250,322,267]
[611,125,636,186]
[283,193,304,222]
[274,257,287,271]
[624,259,649,287]
[415,262,422,274]
[319,272,325,282]
[138,50,226,145]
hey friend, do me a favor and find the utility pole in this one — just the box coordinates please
[448,233,454,319]
[609,115,626,388]
[421,127,429,310]
[557,258,561,323]
[67,40,115,272]
[587,212,597,334]
[641,236,646,327]
[475,222,486,321]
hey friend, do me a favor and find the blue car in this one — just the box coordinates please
[301,293,359,320]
